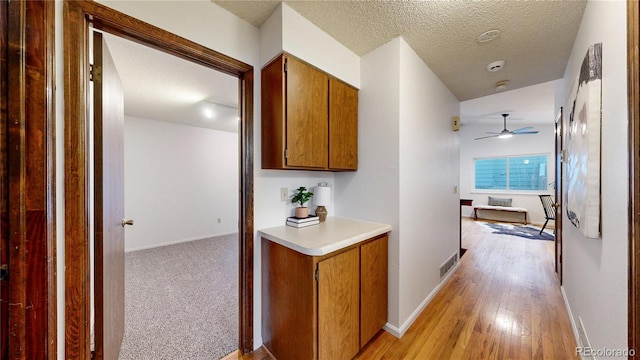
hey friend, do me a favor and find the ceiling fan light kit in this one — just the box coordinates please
[474,113,539,140]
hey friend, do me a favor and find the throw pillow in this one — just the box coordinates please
[488,196,512,207]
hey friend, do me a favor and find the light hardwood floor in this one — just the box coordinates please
[232,218,578,360]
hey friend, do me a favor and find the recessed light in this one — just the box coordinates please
[476,29,500,43]
[202,102,216,119]
[487,60,505,72]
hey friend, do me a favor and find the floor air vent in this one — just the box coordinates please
[577,317,594,360]
[439,253,459,279]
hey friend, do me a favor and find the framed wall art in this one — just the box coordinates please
[564,42,602,239]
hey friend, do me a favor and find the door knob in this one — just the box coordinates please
[121,219,134,227]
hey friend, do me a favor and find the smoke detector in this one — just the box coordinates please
[495,80,510,92]
[487,60,505,72]
[476,29,501,43]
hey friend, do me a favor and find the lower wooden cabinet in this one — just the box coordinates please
[261,234,389,360]
[318,248,360,360]
[360,236,389,347]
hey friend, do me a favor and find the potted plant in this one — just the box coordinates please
[291,186,313,218]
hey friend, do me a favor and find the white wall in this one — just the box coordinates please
[397,39,460,327]
[99,0,260,66]
[335,38,401,326]
[123,116,238,251]
[459,123,555,224]
[259,2,283,66]
[559,0,628,352]
[280,4,360,88]
[260,3,361,88]
[335,37,460,335]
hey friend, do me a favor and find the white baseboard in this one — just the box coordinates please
[561,286,581,354]
[383,261,461,338]
[125,231,238,253]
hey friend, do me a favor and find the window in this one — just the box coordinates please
[475,158,506,190]
[474,155,547,191]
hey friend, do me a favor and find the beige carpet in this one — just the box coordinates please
[118,234,238,360]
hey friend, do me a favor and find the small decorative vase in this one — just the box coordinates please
[295,207,308,218]
[315,206,327,222]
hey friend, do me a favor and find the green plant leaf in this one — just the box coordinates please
[291,186,314,207]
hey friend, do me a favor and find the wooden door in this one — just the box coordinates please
[0,1,7,355]
[318,248,360,360]
[285,56,328,168]
[360,236,388,347]
[93,32,126,360]
[329,78,358,170]
[555,108,563,284]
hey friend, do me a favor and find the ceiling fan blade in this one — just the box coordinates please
[474,134,500,140]
[511,126,533,132]
[484,132,502,135]
[513,131,539,135]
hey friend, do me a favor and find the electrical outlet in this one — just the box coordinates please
[280,188,288,202]
[453,185,458,194]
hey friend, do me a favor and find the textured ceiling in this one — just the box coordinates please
[460,80,556,128]
[103,1,587,132]
[214,0,586,101]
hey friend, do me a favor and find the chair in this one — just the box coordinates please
[539,195,556,235]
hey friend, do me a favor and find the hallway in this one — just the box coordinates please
[354,218,577,359]
[237,218,578,360]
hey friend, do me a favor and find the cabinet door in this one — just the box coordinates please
[329,78,358,170]
[262,239,316,360]
[360,235,388,347]
[261,55,286,169]
[318,248,360,360]
[286,56,328,168]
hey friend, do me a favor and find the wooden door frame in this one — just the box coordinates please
[629,0,640,355]
[3,0,57,358]
[554,107,563,285]
[63,1,254,358]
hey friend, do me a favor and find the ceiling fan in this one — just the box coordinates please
[474,113,539,140]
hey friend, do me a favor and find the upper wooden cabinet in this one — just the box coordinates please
[329,78,358,170]
[261,53,358,171]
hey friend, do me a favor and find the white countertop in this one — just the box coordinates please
[258,217,392,256]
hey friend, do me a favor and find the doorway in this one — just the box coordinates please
[94,32,241,358]
[64,1,254,358]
